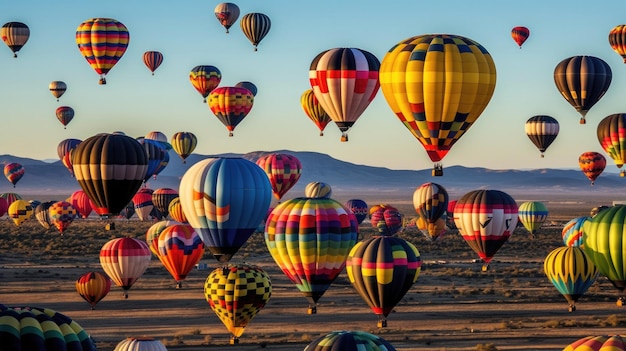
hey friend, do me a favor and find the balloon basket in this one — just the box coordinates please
[176,282,182,289]
[341,135,348,142]
[568,304,576,313]
[377,318,387,328]
[620,170,625,177]
[617,297,626,306]
[432,164,443,177]
[99,78,106,85]
[230,336,239,345]
[307,305,317,315]
[481,264,489,272]
[579,118,586,124]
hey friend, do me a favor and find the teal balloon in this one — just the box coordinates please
[178,157,272,262]
[518,201,548,235]
[562,216,589,247]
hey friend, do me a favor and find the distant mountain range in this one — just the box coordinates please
[1,150,624,200]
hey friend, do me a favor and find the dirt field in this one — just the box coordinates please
[0,192,624,351]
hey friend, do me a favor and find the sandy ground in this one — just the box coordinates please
[1,247,625,351]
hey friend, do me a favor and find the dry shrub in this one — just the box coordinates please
[476,343,498,351]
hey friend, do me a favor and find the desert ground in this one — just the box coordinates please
[1,192,625,351]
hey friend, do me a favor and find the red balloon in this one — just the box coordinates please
[511,26,530,48]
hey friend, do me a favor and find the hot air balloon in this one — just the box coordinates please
[179,157,272,262]
[76,271,111,310]
[562,216,589,247]
[609,25,626,63]
[152,188,178,218]
[4,162,24,187]
[235,81,257,96]
[265,195,358,314]
[207,86,254,136]
[554,56,612,124]
[49,81,67,101]
[100,237,151,298]
[204,264,272,344]
[379,34,496,176]
[156,223,204,288]
[145,220,181,256]
[309,47,380,142]
[346,235,421,327]
[525,115,559,157]
[189,65,221,102]
[0,305,97,351]
[578,151,606,185]
[256,153,302,202]
[518,201,548,237]
[167,197,187,223]
[214,2,240,34]
[453,189,518,271]
[413,182,449,241]
[240,13,271,51]
[301,88,332,136]
[304,181,332,199]
[446,199,458,229]
[70,190,94,219]
[143,51,163,75]
[1,22,29,58]
[583,205,626,305]
[0,192,22,209]
[34,201,55,229]
[114,337,167,351]
[597,113,626,176]
[370,205,403,236]
[511,26,530,48]
[144,131,171,149]
[73,133,148,218]
[544,246,598,312]
[139,138,168,182]
[133,188,155,222]
[305,331,397,351]
[0,197,7,218]
[119,201,135,220]
[565,335,626,351]
[7,199,33,227]
[49,201,77,234]
[56,106,74,129]
[57,138,81,177]
[76,18,129,85]
[344,199,368,224]
[171,132,197,163]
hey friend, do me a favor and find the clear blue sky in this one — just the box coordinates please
[2,0,626,172]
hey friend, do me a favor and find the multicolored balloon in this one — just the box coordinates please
[0,197,7,218]
[240,13,271,51]
[0,305,97,351]
[204,264,272,344]
[609,24,626,63]
[564,335,626,351]
[133,187,155,221]
[344,199,368,224]
[168,197,187,223]
[114,337,167,351]
[235,81,257,96]
[143,51,163,75]
[265,196,358,314]
[76,271,111,310]
[48,200,78,234]
[525,115,559,157]
[190,65,221,102]
[73,133,148,217]
[179,157,272,262]
[578,151,606,185]
[0,192,22,209]
[139,138,168,182]
[554,56,612,124]
[511,26,530,48]
[1,22,29,58]
[70,190,94,219]
[309,47,380,142]
[346,235,421,327]
[207,86,254,136]
[544,246,598,312]
[300,88,331,136]
[256,153,302,201]
[76,18,129,84]
[413,182,449,241]
[518,201,548,237]
[453,190,518,271]
[57,138,81,177]
[214,2,240,33]
[152,188,178,218]
[99,237,151,298]
[34,201,55,229]
[379,34,496,175]
[370,205,403,236]
[171,131,197,163]
[4,162,24,187]
[8,199,32,227]
[562,216,589,247]
[305,331,397,351]
[56,106,74,129]
[49,80,67,101]
[597,113,626,176]
[583,205,626,305]
[145,220,181,256]
[157,223,204,288]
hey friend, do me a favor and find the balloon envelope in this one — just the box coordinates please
[48,200,77,234]
[305,331,397,351]
[301,88,332,136]
[511,26,530,48]
[49,80,67,100]
[207,86,254,136]
[609,25,626,63]
[8,199,32,227]
[4,162,24,187]
[143,51,163,75]
[344,199,368,224]
[1,22,29,57]
[76,271,111,309]
[156,223,204,288]
[99,237,151,298]
[525,115,559,157]
[76,18,129,84]
[214,2,240,33]
[564,335,626,351]
[544,246,598,311]
[578,152,606,185]
[597,113,626,175]
[189,65,221,102]
[562,216,589,247]
[518,201,548,236]
[240,13,271,51]
[170,132,197,163]
[255,153,302,201]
